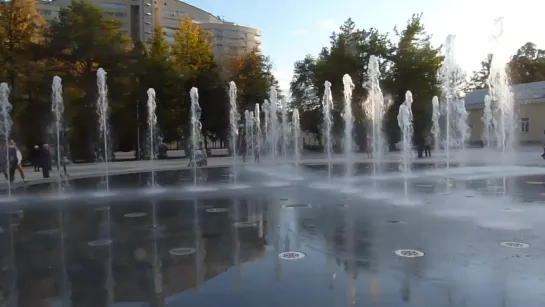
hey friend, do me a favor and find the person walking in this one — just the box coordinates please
[41,144,52,178]
[32,145,40,171]
[10,140,27,183]
[6,142,18,183]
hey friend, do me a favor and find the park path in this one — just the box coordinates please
[1,147,544,189]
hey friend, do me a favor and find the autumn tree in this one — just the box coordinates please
[0,0,46,145]
[171,16,214,80]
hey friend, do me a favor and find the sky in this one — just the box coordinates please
[184,0,544,94]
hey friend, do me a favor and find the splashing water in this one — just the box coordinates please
[244,110,253,160]
[268,87,279,160]
[398,92,413,199]
[147,88,157,187]
[482,95,493,148]
[364,55,389,182]
[0,83,12,196]
[262,100,270,157]
[431,96,441,153]
[455,94,470,157]
[322,81,334,181]
[292,109,301,173]
[190,87,202,187]
[229,81,239,182]
[281,98,289,158]
[52,76,68,194]
[438,35,467,168]
[96,68,110,192]
[254,103,262,162]
[342,74,355,178]
[487,17,516,161]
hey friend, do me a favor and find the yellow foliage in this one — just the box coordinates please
[171,16,214,76]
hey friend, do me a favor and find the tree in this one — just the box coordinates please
[467,54,492,90]
[0,0,44,99]
[226,46,279,111]
[508,42,545,84]
[171,16,214,79]
[383,14,443,144]
[43,0,130,160]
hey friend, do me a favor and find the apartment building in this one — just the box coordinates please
[35,0,261,60]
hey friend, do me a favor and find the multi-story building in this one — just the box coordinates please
[35,0,261,60]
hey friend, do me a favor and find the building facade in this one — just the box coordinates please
[466,81,545,144]
[35,0,261,60]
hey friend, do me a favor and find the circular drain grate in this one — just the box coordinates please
[124,212,147,218]
[278,251,306,260]
[387,220,407,224]
[35,229,59,235]
[88,239,113,247]
[205,208,228,213]
[499,241,530,249]
[233,221,257,228]
[282,204,312,208]
[169,247,196,256]
[394,249,424,258]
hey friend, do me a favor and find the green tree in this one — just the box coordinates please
[508,42,545,84]
[383,13,443,144]
[467,54,492,90]
[43,0,130,160]
[226,46,280,111]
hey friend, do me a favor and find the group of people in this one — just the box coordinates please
[0,141,68,184]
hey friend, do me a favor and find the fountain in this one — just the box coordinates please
[244,110,253,160]
[281,98,289,158]
[364,56,389,183]
[322,81,334,181]
[487,17,516,160]
[482,95,493,148]
[229,81,239,180]
[342,74,355,178]
[190,87,202,187]
[431,96,441,155]
[262,100,270,157]
[0,82,12,196]
[292,109,301,172]
[268,87,279,160]
[438,35,466,169]
[455,93,470,158]
[254,103,262,162]
[52,76,68,194]
[96,68,110,192]
[397,91,413,202]
[147,88,157,187]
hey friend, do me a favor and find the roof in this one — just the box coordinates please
[465,81,545,110]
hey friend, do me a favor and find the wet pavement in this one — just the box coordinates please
[1,163,545,306]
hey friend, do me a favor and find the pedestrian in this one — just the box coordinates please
[6,141,18,183]
[0,146,7,180]
[41,144,52,178]
[366,136,373,158]
[57,145,68,175]
[10,140,27,183]
[424,135,432,157]
[32,145,40,171]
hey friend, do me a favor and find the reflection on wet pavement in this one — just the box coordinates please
[1,163,545,306]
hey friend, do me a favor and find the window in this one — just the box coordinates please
[101,2,127,9]
[104,11,127,18]
[217,44,223,53]
[162,9,185,17]
[216,30,223,37]
[521,117,529,133]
